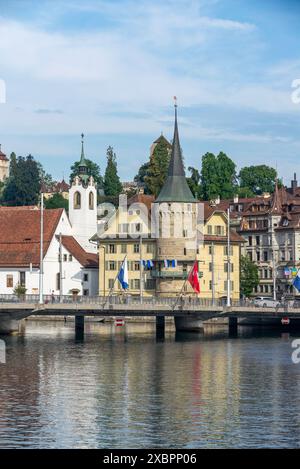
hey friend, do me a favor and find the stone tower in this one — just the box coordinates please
[154,101,198,296]
[69,134,97,253]
[0,145,9,182]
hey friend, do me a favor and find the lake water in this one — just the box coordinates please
[0,320,300,448]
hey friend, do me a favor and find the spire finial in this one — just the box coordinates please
[173,96,177,107]
[80,133,85,162]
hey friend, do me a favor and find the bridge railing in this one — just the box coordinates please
[0,294,299,309]
[0,293,225,308]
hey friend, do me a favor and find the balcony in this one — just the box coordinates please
[150,270,188,279]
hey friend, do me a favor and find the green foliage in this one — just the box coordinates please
[240,255,259,297]
[2,153,41,206]
[201,152,237,200]
[134,162,151,193]
[37,162,53,187]
[187,166,202,198]
[144,139,171,196]
[44,193,68,211]
[103,146,122,197]
[13,284,27,297]
[70,158,103,188]
[238,165,277,195]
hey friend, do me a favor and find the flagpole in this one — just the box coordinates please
[39,192,44,304]
[226,208,231,307]
[172,261,196,312]
[102,254,128,307]
[140,235,143,304]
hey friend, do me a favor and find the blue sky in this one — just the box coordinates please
[0,0,300,185]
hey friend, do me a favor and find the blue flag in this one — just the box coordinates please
[118,259,129,289]
[293,270,300,292]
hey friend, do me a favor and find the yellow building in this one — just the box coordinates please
[199,204,244,301]
[96,194,156,297]
[95,196,244,300]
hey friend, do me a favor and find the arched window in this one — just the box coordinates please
[74,191,81,209]
[89,191,94,210]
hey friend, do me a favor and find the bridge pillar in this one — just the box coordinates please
[0,317,20,335]
[75,315,85,340]
[156,315,165,340]
[228,317,238,335]
[174,315,204,332]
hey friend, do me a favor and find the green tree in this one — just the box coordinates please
[44,193,68,211]
[187,166,202,198]
[70,158,103,188]
[134,161,151,193]
[3,154,40,206]
[103,146,122,197]
[240,255,259,298]
[144,139,171,196]
[201,152,237,200]
[238,165,278,195]
[37,161,53,187]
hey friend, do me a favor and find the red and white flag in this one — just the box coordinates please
[188,261,200,294]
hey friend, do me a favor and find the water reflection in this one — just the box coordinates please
[0,321,300,448]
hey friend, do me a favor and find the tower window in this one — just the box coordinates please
[74,191,81,209]
[89,192,94,210]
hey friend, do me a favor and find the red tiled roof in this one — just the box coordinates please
[204,230,245,244]
[128,194,155,212]
[0,208,63,267]
[0,148,8,161]
[59,236,98,268]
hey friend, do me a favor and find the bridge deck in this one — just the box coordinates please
[1,297,300,320]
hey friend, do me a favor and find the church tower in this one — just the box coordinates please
[0,145,9,182]
[69,134,97,253]
[154,100,198,296]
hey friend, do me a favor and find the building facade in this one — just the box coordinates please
[211,175,300,298]
[95,107,243,300]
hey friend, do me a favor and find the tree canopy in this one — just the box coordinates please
[44,193,68,211]
[144,139,171,197]
[2,153,41,206]
[187,166,201,198]
[238,165,278,196]
[240,255,259,297]
[103,146,123,197]
[200,152,238,200]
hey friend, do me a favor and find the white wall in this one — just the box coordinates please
[0,210,99,296]
[69,177,97,253]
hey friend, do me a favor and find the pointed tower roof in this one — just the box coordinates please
[78,133,89,184]
[156,100,196,203]
[79,133,87,168]
[270,180,282,214]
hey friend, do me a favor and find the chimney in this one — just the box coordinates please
[291,172,298,195]
[233,194,239,204]
[215,195,220,205]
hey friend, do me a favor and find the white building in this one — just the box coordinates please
[0,136,99,297]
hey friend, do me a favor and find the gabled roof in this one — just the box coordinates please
[0,146,8,161]
[155,106,195,203]
[59,235,98,268]
[0,207,63,267]
[153,134,172,148]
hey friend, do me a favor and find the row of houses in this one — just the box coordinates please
[1,107,300,300]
